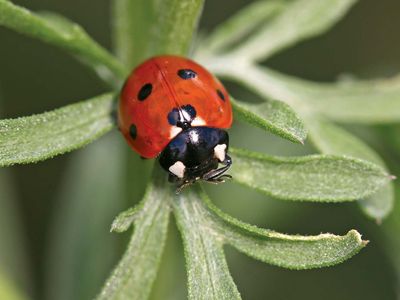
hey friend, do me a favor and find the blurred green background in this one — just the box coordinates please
[1,0,400,299]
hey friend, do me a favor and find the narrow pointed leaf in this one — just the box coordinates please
[197,188,367,269]
[232,97,306,143]
[291,76,400,124]
[230,147,391,202]
[244,68,400,124]
[306,117,394,220]
[97,168,171,300]
[229,0,357,61]
[200,0,285,54]
[0,0,126,82]
[226,63,400,124]
[111,204,143,233]
[173,189,241,300]
[0,93,115,166]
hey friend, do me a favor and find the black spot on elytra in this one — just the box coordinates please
[178,69,197,79]
[138,83,152,101]
[167,105,197,126]
[129,124,137,139]
[217,89,225,101]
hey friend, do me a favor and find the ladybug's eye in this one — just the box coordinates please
[177,69,197,79]
[138,83,152,101]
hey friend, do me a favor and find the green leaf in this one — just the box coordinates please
[46,134,128,300]
[228,0,357,61]
[242,68,400,124]
[232,97,307,144]
[0,93,115,167]
[305,117,394,220]
[306,117,384,166]
[199,0,285,54]
[112,0,204,67]
[102,1,204,299]
[198,188,367,270]
[0,0,126,82]
[230,147,391,202]
[289,75,400,124]
[173,186,367,299]
[235,64,400,125]
[111,204,142,233]
[173,189,241,300]
[97,167,171,300]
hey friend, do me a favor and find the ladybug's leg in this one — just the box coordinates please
[175,180,195,194]
[205,175,232,185]
[203,155,232,182]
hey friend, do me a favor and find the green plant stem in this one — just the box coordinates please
[97,167,171,300]
[100,1,206,299]
[172,189,241,300]
[112,0,204,68]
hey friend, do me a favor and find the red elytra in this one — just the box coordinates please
[118,55,233,158]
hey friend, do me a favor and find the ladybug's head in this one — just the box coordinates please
[159,127,232,192]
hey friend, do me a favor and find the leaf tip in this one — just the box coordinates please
[110,221,127,233]
[110,222,123,233]
[110,208,141,233]
[348,229,366,246]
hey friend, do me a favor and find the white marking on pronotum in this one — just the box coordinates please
[189,130,199,143]
[191,116,206,126]
[169,126,182,139]
[214,144,227,162]
[169,161,186,178]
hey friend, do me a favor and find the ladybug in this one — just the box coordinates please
[118,55,233,190]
